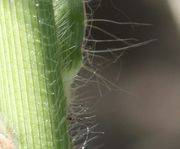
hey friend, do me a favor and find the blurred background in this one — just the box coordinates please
[77,0,180,149]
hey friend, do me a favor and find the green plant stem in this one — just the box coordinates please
[0,0,84,148]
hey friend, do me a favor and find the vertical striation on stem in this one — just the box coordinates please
[0,0,85,148]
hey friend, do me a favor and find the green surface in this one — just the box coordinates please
[0,0,85,148]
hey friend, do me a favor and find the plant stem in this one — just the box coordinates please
[0,0,84,148]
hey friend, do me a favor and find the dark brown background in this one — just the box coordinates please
[81,0,180,149]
